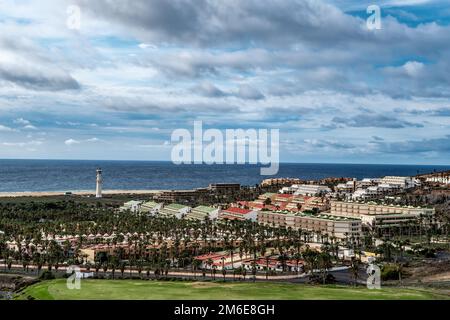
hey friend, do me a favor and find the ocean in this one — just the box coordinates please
[0,159,449,192]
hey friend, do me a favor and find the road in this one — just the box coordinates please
[1,263,366,285]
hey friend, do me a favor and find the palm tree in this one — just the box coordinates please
[317,252,332,285]
[265,256,270,280]
[221,257,226,281]
[120,262,126,279]
[206,258,214,278]
[102,263,108,278]
[192,259,201,279]
[95,263,100,277]
[349,257,360,286]
[212,265,217,280]
[293,253,302,275]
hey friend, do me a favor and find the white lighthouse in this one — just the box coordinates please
[96,168,103,198]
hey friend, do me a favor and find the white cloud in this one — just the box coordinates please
[0,0,449,163]
[64,139,80,146]
[138,43,156,49]
[14,118,31,125]
[403,61,425,77]
[0,124,14,132]
[1,140,43,147]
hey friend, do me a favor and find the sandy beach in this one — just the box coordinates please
[0,190,165,198]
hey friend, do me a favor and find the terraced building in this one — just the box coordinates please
[185,205,219,221]
[257,210,362,239]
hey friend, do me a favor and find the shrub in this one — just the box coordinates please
[39,271,55,280]
[381,264,402,281]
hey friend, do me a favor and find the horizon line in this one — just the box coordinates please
[1,158,450,167]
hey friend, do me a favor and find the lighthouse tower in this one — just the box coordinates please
[96,168,103,198]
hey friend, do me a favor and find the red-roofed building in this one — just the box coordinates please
[275,193,294,201]
[194,251,252,270]
[242,257,303,272]
[236,201,250,208]
[219,207,258,222]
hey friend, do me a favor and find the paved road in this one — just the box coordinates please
[288,267,368,285]
[2,264,364,284]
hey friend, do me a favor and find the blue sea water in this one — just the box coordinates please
[0,159,449,192]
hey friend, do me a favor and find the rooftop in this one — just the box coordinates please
[265,210,361,221]
[123,200,143,206]
[193,205,217,213]
[223,207,253,215]
[276,194,294,199]
[166,203,189,210]
[141,201,158,207]
[260,193,276,198]
[332,200,433,209]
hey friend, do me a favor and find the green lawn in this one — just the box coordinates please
[15,279,449,300]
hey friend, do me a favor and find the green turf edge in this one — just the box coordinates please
[15,279,450,301]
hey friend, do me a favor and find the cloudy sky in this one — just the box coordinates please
[0,0,449,164]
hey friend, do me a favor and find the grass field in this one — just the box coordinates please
[15,279,449,300]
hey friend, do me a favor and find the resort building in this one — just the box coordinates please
[194,252,252,270]
[335,180,357,194]
[257,211,362,239]
[291,184,332,196]
[284,196,329,213]
[357,178,378,188]
[154,188,209,203]
[158,203,191,219]
[241,257,303,273]
[260,178,303,187]
[330,201,437,230]
[119,200,143,213]
[234,201,278,212]
[274,193,294,204]
[426,175,450,185]
[379,176,416,189]
[208,183,241,193]
[219,207,258,222]
[185,205,220,221]
[139,201,163,215]
[254,193,277,204]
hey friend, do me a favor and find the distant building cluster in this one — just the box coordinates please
[425,174,450,185]
[115,174,438,242]
[153,183,241,203]
[335,176,419,201]
[330,200,436,232]
[234,193,329,213]
[260,178,303,187]
[257,210,362,239]
[194,251,303,272]
[279,184,332,196]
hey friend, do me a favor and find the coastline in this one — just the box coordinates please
[0,190,164,198]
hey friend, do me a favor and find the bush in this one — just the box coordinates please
[381,264,402,281]
[419,248,436,258]
[308,274,336,284]
[39,271,55,280]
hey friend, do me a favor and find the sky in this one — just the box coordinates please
[0,0,449,164]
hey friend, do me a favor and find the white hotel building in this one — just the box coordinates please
[280,184,331,196]
[330,201,437,230]
[379,176,417,189]
[426,175,450,184]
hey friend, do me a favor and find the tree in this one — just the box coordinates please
[317,252,332,285]
[192,259,201,279]
[349,257,361,286]
[206,258,214,278]
[120,262,126,279]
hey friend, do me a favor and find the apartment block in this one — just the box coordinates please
[257,211,362,239]
[330,201,437,229]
